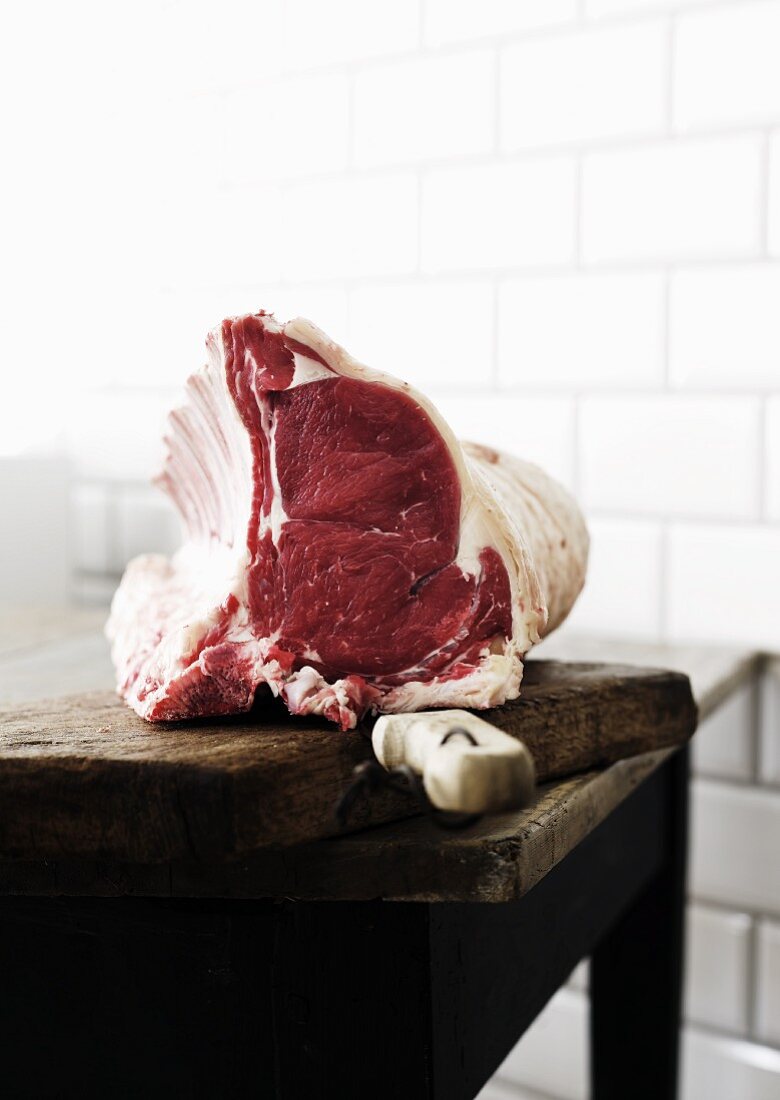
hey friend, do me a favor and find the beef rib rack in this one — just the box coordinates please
[107,311,589,730]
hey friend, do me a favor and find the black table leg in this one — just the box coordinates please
[590,746,689,1100]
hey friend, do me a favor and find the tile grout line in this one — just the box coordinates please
[749,676,761,784]
[491,278,501,390]
[665,13,676,136]
[416,169,424,276]
[757,397,768,520]
[493,43,502,156]
[573,153,583,268]
[229,125,770,192]
[659,522,670,642]
[662,265,672,387]
[759,129,772,258]
[247,0,754,86]
[572,396,582,500]
[174,253,780,295]
[746,914,759,1041]
[346,70,357,172]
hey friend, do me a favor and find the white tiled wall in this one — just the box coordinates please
[670,265,780,389]
[582,135,763,263]
[498,272,666,388]
[54,0,778,653]
[36,1,779,1095]
[579,395,761,518]
[685,904,752,1034]
[668,524,780,650]
[757,920,780,1046]
[692,682,756,781]
[760,663,780,783]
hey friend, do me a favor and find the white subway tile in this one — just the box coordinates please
[563,518,663,640]
[685,903,751,1034]
[348,280,494,390]
[767,398,780,521]
[580,397,761,519]
[162,184,286,290]
[282,0,420,69]
[425,0,576,45]
[770,133,780,257]
[690,778,780,913]
[756,919,780,1046]
[283,174,418,280]
[132,92,227,197]
[222,74,351,182]
[422,159,576,273]
[0,457,70,607]
[354,52,494,167]
[670,266,780,390]
[582,136,763,263]
[501,22,667,151]
[71,484,112,576]
[66,390,176,483]
[434,395,576,489]
[675,2,780,131]
[159,0,286,94]
[759,663,780,785]
[668,525,780,650]
[493,988,588,1100]
[682,1027,780,1100]
[498,272,665,388]
[692,682,756,782]
[113,487,182,572]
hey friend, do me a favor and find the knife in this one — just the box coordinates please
[371,709,536,815]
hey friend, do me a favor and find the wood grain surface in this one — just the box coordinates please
[0,660,695,864]
[0,747,675,903]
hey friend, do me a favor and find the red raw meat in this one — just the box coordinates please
[108,311,588,729]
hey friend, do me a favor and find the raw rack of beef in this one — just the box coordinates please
[107,311,589,730]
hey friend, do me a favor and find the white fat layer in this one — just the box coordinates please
[110,544,252,692]
[282,666,361,729]
[380,653,522,714]
[291,352,333,387]
[454,487,498,577]
[267,407,289,542]
[283,665,323,710]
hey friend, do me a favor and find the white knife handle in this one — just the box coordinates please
[372,710,535,815]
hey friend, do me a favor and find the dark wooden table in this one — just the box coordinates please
[0,615,755,1100]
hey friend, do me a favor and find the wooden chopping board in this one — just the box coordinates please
[0,660,696,863]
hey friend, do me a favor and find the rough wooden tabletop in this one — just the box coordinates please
[0,661,695,860]
[0,606,759,902]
